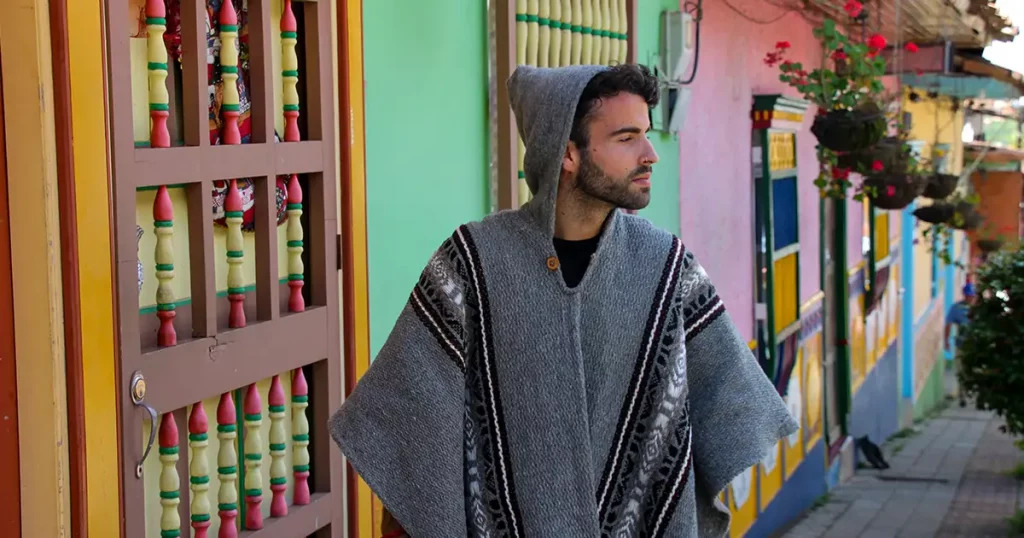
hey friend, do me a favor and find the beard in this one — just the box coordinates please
[575,152,652,211]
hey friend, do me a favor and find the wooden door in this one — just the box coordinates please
[0,45,22,538]
[102,0,343,536]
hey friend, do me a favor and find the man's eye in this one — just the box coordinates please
[619,136,633,142]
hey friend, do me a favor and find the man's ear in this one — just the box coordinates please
[562,140,581,176]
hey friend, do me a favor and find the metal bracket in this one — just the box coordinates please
[130,371,158,479]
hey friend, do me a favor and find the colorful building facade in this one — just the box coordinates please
[0,1,1004,537]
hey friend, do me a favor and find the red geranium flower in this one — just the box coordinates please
[872,160,885,172]
[915,68,925,76]
[867,34,887,52]
[905,42,919,53]
[832,50,849,61]
[843,0,863,18]
[886,185,896,196]
[832,167,851,180]
[775,41,791,50]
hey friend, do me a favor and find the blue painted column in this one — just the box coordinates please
[900,203,916,400]
[943,233,955,359]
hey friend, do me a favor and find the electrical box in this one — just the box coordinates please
[655,10,696,135]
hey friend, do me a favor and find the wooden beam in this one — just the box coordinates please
[495,0,520,211]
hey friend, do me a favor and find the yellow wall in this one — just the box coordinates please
[68,0,122,535]
[913,224,933,321]
[0,0,72,535]
[902,87,965,175]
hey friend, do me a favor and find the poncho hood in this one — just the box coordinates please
[508,64,610,237]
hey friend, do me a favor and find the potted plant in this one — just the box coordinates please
[922,173,959,199]
[765,16,889,152]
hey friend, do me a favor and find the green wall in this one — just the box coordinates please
[363,1,490,356]
[912,359,947,420]
[634,0,682,235]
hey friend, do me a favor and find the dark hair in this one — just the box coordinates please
[569,63,660,149]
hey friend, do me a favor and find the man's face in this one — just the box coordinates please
[565,92,659,211]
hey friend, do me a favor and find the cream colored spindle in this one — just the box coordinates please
[217,394,239,538]
[591,0,603,65]
[560,0,573,66]
[538,0,551,67]
[158,414,180,538]
[607,0,619,64]
[189,404,211,538]
[516,0,528,66]
[614,0,622,63]
[571,0,583,64]
[599,0,611,64]
[527,0,540,66]
[581,0,594,64]
[548,0,561,67]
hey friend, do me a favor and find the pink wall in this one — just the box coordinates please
[677,3,825,341]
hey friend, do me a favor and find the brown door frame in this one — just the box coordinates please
[0,44,23,538]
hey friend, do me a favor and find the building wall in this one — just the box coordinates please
[363,0,491,356]
[677,2,823,342]
[634,0,682,235]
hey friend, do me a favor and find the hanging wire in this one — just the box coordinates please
[721,0,794,25]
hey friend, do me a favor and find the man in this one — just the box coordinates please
[330,64,797,537]
[945,282,976,407]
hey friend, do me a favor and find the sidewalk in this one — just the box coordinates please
[778,402,1024,538]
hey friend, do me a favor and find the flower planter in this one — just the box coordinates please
[811,106,887,153]
[922,173,958,199]
[864,174,925,210]
[977,238,1004,253]
[836,136,904,171]
[913,202,955,224]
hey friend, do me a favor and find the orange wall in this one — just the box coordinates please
[970,170,1023,249]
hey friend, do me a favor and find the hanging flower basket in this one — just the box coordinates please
[811,105,887,153]
[864,173,925,210]
[922,173,958,199]
[913,202,956,224]
[950,201,983,231]
[977,238,1004,253]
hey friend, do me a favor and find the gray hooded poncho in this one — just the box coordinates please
[330,65,798,537]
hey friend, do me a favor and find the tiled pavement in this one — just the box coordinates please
[778,403,1024,538]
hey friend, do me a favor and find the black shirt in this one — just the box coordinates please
[552,236,600,288]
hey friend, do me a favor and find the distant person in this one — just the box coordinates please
[330,64,796,537]
[945,282,977,407]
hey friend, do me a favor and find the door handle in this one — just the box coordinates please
[130,371,158,479]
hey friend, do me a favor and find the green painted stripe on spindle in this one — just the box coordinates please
[227,250,244,258]
[286,203,302,210]
[220,24,239,32]
[283,70,299,77]
[154,220,173,228]
[244,488,262,497]
[525,14,538,22]
[190,475,210,485]
[148,62,168,71]
[284,104,300,111]
[293,464,310,472]
[220,66,238,74]
[515,13,527,22]
[221,103,240,112]
[582,27,593,34]
[156,304,176,312]
[188,432,208,442]
[270,443,287,451]
[159,446,179,455]
[292,395,308,403]
[160,490,180,499]
[518,170,526,179]
[217,424,237,433]
[155,263,173,271]
[139,278,290,314]
[282,31,297,38]
[244,413,262,421]
[270,477,288,486]
[538,17,550,25]
[217,466,237,475]
[287,240,303,248]
[191,514,212,523]
[225,211,244,218]
[292,433,309,441]
[288,274,304,281]
[149,103,170,111]
[145,17,166,25]
[218,503,238,511]
[227,287,247,295]
[160,530,181,538]
[571,25,582,32]
[269,404,286,413]
[244,453,262,461]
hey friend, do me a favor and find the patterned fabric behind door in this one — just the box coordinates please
[104,0,343,536]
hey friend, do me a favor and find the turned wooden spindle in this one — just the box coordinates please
[292,369,311,505]
[243,384,264,529]
[158,413,181,538]
[269,375,288,517]
[217,393,239,538]
[189,404,212,538]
